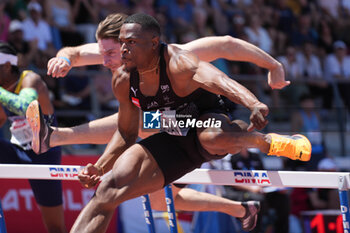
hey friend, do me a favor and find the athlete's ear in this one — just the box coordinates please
[151,36,159,50]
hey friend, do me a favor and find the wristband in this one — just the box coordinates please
[59,56,71,66]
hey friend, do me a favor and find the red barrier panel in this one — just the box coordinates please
[0,155,118,233]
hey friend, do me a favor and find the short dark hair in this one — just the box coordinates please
[0,42,17,56]
[124,13,160,37]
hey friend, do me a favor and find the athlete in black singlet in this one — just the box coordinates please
[129,43,228,184]
[70,13,311,233]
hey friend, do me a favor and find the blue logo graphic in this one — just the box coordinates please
[143,110,161,129]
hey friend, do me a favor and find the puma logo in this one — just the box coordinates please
[161,85,170,93]
[131,87,138,96]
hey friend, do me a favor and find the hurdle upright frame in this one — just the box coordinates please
[0,165,349,233]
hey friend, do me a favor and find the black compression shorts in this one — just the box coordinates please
[138,128,225,186]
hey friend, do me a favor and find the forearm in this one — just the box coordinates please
[220,77,262,110]
[94,129,137,174]
[56,43,103,67]
[217,36,280,70]
[195,62,262,110]
[0,87,38,115]
[180,36,280,69]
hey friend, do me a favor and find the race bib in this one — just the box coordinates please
[9,117,33,150]
[161,110,190,136]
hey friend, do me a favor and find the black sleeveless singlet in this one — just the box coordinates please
[131,43,228,186]
[129,43,225,116]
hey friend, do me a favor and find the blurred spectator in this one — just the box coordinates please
[5,0,27,20]
[206,0,231,36]
[317,19,335,57]
[287,0,317,17]
[213,0,243,18]
[297,41,322,79]
[224,149,265,233]
[192,0,210,36]
[168,0,195,41]
[324,40,350,112]
[290,12,318,47]
[7,20,36,68]
[132,0,156,16]
[225,149,265,202]
[318,0,340,20]
[0,0,10,41]
[308,158,340,210]
[272,0,296,37]
[289,157,340,232]
[94,66,119,110]
[278,45,302,79]
[297,41,332,109]
[278,46,309,106]
[22,1,56,68]
[45,0,84,47]
[231,13,247,40]
[225,148,290,233]
[62,67,91,110]
[324,40,350,78]
[244,14,273,53]
[96,0,130,18]
[70,0,99,43]
[289,94,325,171]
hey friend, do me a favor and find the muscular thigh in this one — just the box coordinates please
[103,144,165,203]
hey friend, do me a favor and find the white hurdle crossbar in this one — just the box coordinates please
[0,165,349,189]
[0,164,349,232]
[0,164,83,180]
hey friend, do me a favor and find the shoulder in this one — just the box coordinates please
[21,71,48,92]
[22,71,42,86]
[112,65,131,102]
[167,44,199,75]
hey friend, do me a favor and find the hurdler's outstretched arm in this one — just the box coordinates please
[47,43,103,77]
[176,36,289,89]
[47,36,288,89]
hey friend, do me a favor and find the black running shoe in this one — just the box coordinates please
[239,201,261,232]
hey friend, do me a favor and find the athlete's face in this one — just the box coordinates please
[0,62,15,89]
[119,23,157,70]
[98,38,122,71]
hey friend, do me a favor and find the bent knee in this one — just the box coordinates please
[231,119,248,132]
[94,176,120,206]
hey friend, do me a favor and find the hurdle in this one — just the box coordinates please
[141,194,156,233]
[0,200,6,233]
[0,164,349,233]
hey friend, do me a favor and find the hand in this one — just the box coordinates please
[247,102,269,132]
[267,63,290,90]
[47,57,72,78]
[78,163,103,189]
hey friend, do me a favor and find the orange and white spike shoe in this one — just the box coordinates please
[26,100,52,154]
[267,133,312,161]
